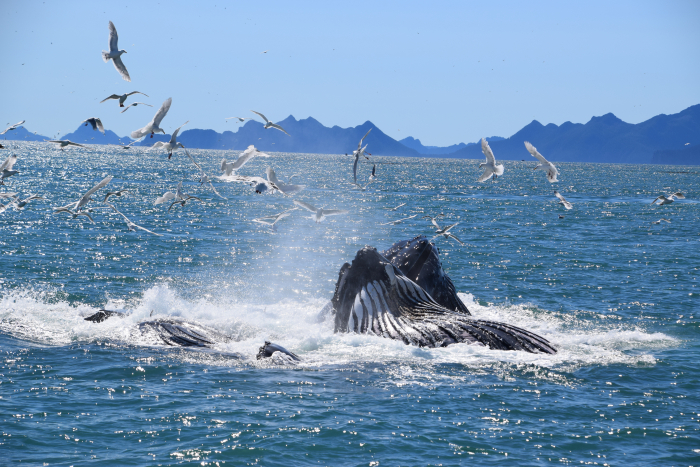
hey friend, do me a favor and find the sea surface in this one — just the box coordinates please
[1,142,698,466]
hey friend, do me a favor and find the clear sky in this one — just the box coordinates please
[1,0,698,146]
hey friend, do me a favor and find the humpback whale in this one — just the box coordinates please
[327,236,556,354]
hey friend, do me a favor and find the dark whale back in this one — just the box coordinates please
[381,235,469,315]
[331,246,556,354]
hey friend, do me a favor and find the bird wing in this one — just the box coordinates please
[170,121,189,144]
[108,21,119,52]
[524,141,548,164]
[546,167,559,183]
[131,125,151,140]
[100,94,121,103]
[120,105,134,113]
[221,159,230,173]
[554,191,567,203]
[293,200,317,212]
[95,118,105,134]
[651,196,663,204]
[429,217,441,229]
[127,91,148,98]
[232,145,258,169]
[250,110,270,124]
[151,141,166,149]
[390,203,406,211]
[77,212,96,224]
[82,175,113,200]
[67,141,86,147]
[105,202,129,222]
[358,128,372,150]
[269,123,290,136]
[252,218,274,226]
[154,192,175,205]
[672,192,685,199]
[352,155,359,185]
[321,209,348,217]
[1,155,17,171]
[266,167,279,184]
[477,167,494,182]
[276,183,305,195]
[1,120,25,134]
[481,138,496,164]
[443,222,459,233]
[446,233,465,246]
[112,56,131,82]
[182,147,227,200]
[152,98,172,126]
[132,223,163,236]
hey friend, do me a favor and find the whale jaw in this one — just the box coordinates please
[329,245,556,354]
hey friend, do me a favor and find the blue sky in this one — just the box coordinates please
[1,0,698,145]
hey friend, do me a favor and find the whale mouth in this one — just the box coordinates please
[329,243,557,354]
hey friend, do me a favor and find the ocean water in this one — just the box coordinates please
[1,141,698,466]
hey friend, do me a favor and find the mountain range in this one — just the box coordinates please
[3,104,699,164]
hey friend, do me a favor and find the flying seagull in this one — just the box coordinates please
[165,182,201,212]
[12,194,44,210]
[389,202,406,211]
[652,218,671,224]
[53,207,95,224]
[151,120,188,159]
[0,155,19,185]
[82,118,105,135]
[55,175,112,214]
[225,117,251,123]
[101,91,148,107]
[120,102,153,113]
[351,129,372,185]
[478,138,504,182]
[525,141,559,182]
[423,215,464,245]
[48,140,86,150]
[131,98,172,139]
[250,110,290,136]
[106,202,162,236]
[651,192,685,205]
[220,145,261,176]
[102,21,130,82]
[1,121,25,135]
[293,200,348,223]
[380,214,417,226]
[266,167,305,195]
[554,191,573,210]
[104,189,129,202]
[252,208,297,232]
[182,146,227,199]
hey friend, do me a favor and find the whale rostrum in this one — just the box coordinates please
[328,236,556,354]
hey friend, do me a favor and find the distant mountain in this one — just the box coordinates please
[1,126,50,142]
[652,144,700,165]
[137,116,421,157]
[60,124,132,146]
[399,136,504,155]
[445,104,700,164]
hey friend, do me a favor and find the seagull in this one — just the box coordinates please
[150,120,188,159]
[12,194,44,210]
[102,21,130,82]
[120,102,153,113]
[250,111,290,135]
[100,91,149,107]
[131,98,172,139]
[48,140,86,150]
[369,164,377,180]
[225,117,251,123]
[266,167,305,195]
[0,192,18,199]
[525,141,559,182]
[220,145,261,176]
[55,175,112,214]
[154,190,176,205]
[252,208,297,232]
[119,140,138,150]
[652,218,671,224]
[182,146,227,199]
[82,118,105,135]
[352,129,372,185]
[478,138,504,182]
[1,121,25,135]
[104,189,129,202]
[293,200,348,223]
[389,202,406,211]
[53,207,95,224]
[380,214,417,226]
[423,215,464,245]
[106,202,162,236]
[0,155,19,184]
[652,193,685,205]
[554,191,573,210]
[166,182,202,212]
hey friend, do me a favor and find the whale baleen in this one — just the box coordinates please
[326,236,556,354]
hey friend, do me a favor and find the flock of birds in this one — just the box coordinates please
[0,20,690,241]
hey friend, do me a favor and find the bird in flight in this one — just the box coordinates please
[102,21,130,82]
